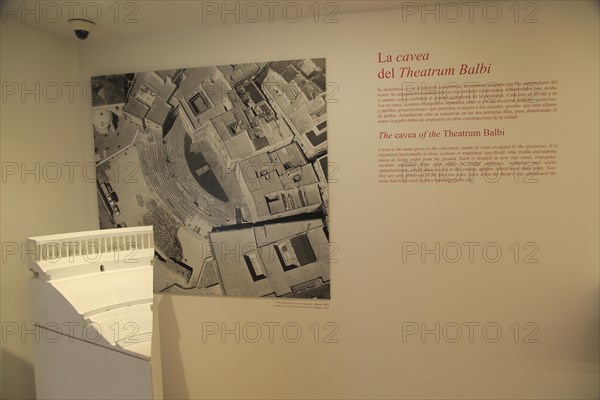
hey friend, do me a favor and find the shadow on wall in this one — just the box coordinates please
[582,285,600,365]
[156,294,188,399]
[1,348,36,399]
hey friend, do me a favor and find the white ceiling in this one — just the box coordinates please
[8,0,404,41]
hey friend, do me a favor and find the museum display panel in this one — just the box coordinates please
[91,60,330,300]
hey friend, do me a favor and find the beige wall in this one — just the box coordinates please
[0,18,98,399]
[2,2,599,399]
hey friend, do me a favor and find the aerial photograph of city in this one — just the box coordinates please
[91,59,330,299]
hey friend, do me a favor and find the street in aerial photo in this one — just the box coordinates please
[91,59,330,299]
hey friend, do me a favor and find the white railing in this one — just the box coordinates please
[27,226,154,265]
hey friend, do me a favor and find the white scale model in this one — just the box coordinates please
[26,226,158,399]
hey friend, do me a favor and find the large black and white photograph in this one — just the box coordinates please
[91,59,330,299]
